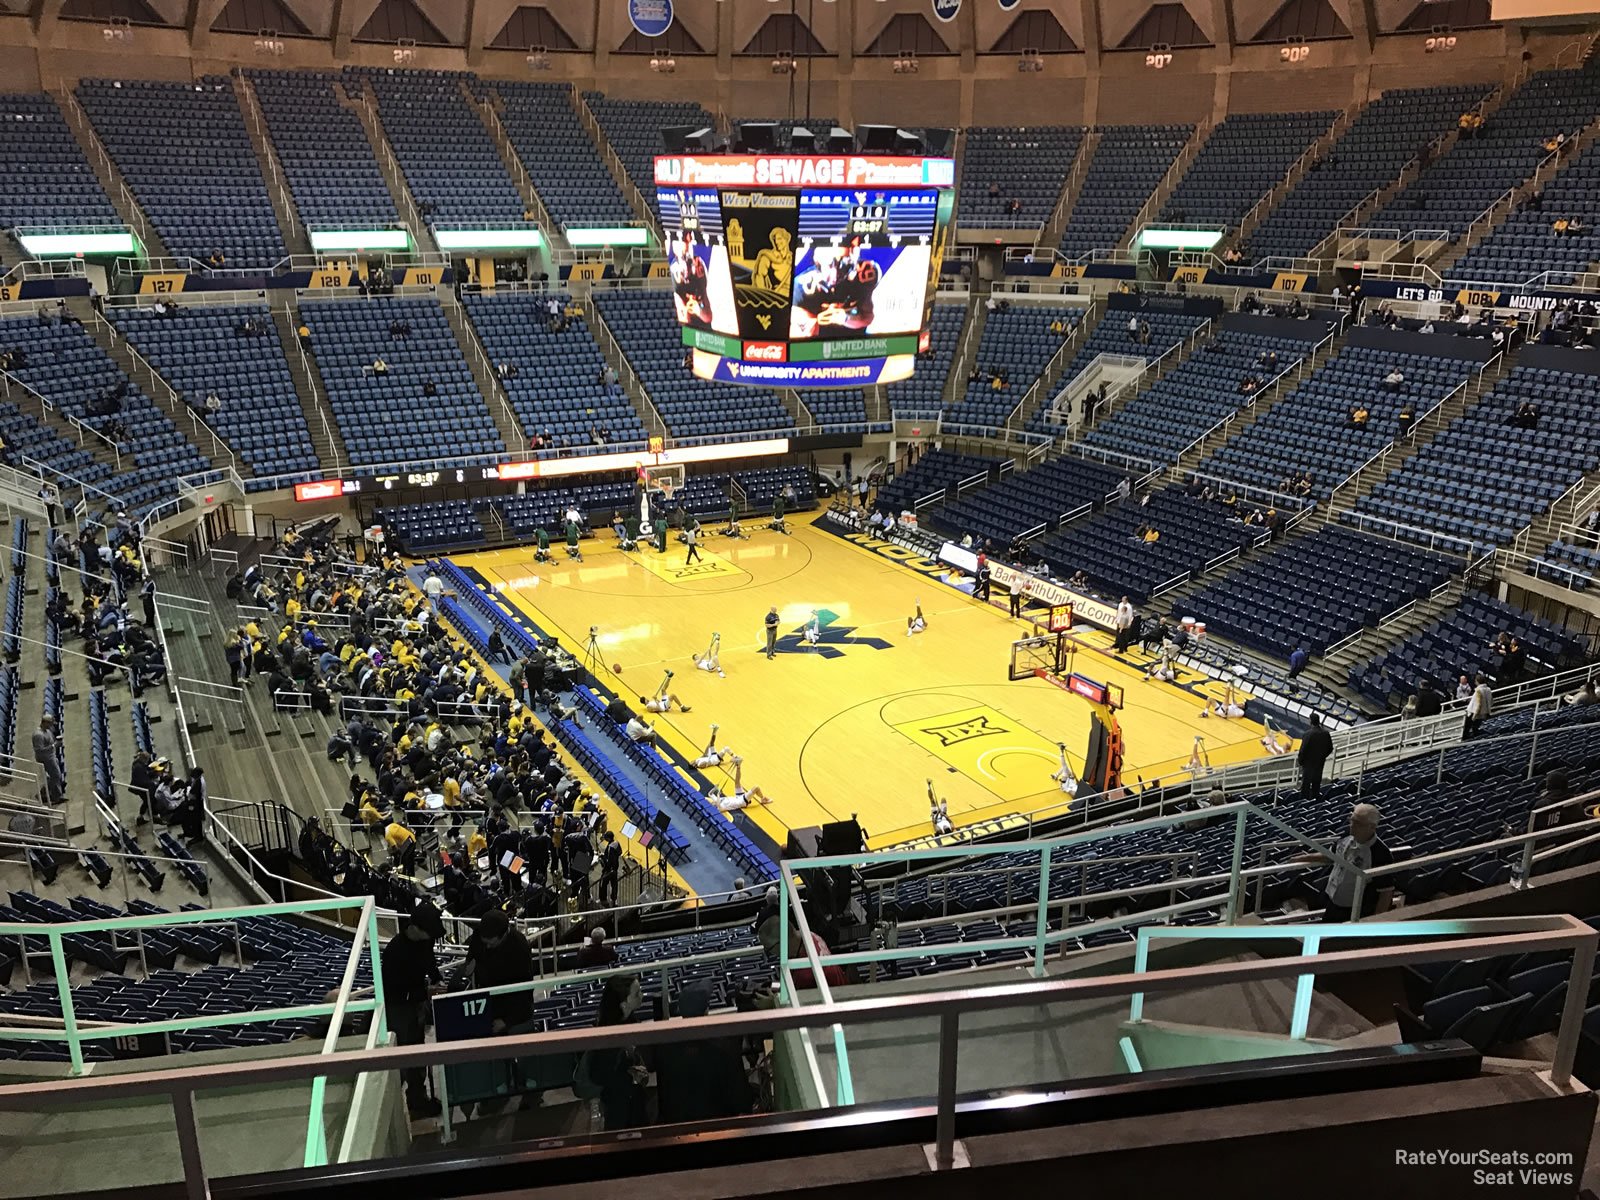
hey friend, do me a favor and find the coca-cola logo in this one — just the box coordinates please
[743,341,786,361]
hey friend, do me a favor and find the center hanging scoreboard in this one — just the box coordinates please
[655,153,956,389]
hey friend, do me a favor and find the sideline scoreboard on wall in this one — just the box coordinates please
[655,153,956,389]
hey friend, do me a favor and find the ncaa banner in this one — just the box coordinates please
[932,0,961,21]
[627,0,673,38]
[998,0,1021,9]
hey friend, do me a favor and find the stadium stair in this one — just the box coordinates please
[340,76,438,256]
[1163,321,1349,479]
[577,295,670,442]
[1435,111,1600,278]
[570,88,663,236]
[439,298,528,455]
[1118,120,1212,251]
[1005,301,1104,433]
[938,294,989,413]
[772,387,816,429]
[465,81,566,252]
[1305,84,1512,262]
[72,298,239,478]
[1313,347,1516,534]
[272,304,349,473]
[1298,573,1472,697]
[49,86,171,261]
[1001,304,1115,435]
[1037,129,1098,252]
[0,361,126,483]
[230,73,310,259]
[1043,298,1217,442]
[1228,106,1357,254]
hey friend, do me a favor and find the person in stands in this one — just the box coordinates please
[1297,713,1333,800]
[462,909,535,1034]
[578,926,618,969]
[380,901,445,1119]
[1314,803,1391,922]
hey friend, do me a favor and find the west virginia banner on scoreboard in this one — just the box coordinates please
[721,189,798,338]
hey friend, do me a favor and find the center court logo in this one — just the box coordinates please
[920,713,1009,747]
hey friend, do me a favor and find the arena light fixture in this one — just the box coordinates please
[892,53,920,74]
[308,228,411,253]
[18,230,138,257]
[772,52,799,75]
[433,228,546,251]
[565,227,651,247]
[1018,48,1044,72]
[526,45,552,70]
[1134,226,1225,252]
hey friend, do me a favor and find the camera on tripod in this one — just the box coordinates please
[665,669,674,679]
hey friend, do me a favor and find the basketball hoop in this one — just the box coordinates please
[659,481,676,506]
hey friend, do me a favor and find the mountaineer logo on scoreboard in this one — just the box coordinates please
[720,188,797,339]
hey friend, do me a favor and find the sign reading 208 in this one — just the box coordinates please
[628,0,673,39]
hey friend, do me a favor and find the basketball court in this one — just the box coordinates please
[453,514,1282,849]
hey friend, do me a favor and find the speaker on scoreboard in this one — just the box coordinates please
[790,125,816,151]
[856,124,898,152]
[894,128,924,155]
[664,125,715,153]
[740,121,778,151]
[922,127,956,157]
[826,126,854,152]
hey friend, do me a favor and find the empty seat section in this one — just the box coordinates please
[76,77,288,269]
[299,296,504,468]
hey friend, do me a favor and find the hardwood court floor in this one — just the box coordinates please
[457,517,1279,849]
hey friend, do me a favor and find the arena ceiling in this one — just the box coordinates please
[0,0,1556,58]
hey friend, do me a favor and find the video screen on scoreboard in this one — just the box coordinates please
[661,188,739,338]
[654,154,955,388]
[789,189,937,341]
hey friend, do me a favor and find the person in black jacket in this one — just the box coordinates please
[462,908,535,1032]
[583,974,648,1131]
[1297,714,1334,800]
[381,901,445,1118]
[655,981,751,1124]
[1412,678,1442,719]
[129,749,155,824]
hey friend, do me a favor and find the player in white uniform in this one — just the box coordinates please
[640,669,692,714]
[715,756,771,812]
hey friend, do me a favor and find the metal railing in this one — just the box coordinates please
[1235,106,1355,246]
[1,906,1588,1194]
[0,365,123,469]
[89,308,238,474]
[59,88,152,251]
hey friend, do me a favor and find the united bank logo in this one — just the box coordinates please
[920,714,1008,747]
